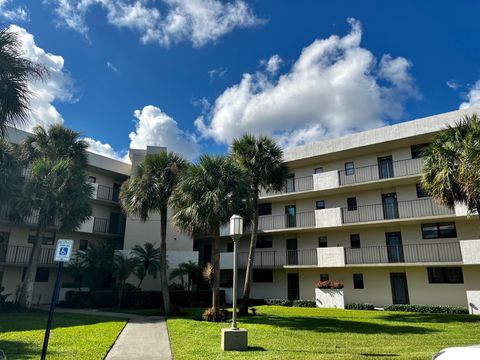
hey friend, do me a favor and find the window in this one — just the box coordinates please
[256,235,273,249]
[421,222,457,239]
[22,267,50,282]
[258,203,272,216]
[411,143,429,159]
[347,197,357,211]
[350,234,361,249]
[345,162,355,175]
[253,269,273,283]
[427,267,463,284]
[314,167,324,174]
[227,242,234,252]
[320,274,329,281]
[353,273,364,289]
[318,236,328,248]
[28,231,55,245]
[87,176,96,183]
[286,174,295,193]
[79,240,88,251]
[220,270,233,287]
[416,183,428,198]
[316,200,325,210]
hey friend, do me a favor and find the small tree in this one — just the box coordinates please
[113,251,138,308]
[169,261,200,291]
[77,242,115,291]
[131,242,161,289]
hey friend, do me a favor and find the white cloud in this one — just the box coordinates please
[47,0,262,47]
[460,80,480,109]
[195,18,419,148]
[446,79,460,90]
[83,137,127,161]
[129,105,199,159]
[106,61,119,73]
[263,54,282,74]
[0,0,28,21]
[9,25,75,131]
[208,67,227,82]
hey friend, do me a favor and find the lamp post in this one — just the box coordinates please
[229,214,243,330]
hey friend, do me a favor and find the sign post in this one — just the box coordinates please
[41,239,74,360]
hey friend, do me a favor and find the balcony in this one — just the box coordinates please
[92,184,120,203]
[260,176,314,197]
[0,207,60,228]
[338,158,423,186]
[257,211,315,231]
[78,216,125,236]
[341,198,454,224]
[0,245,55,266]
[345,242,462,265]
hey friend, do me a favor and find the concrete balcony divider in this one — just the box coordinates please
[317,247,345,267]
[460,240,480,264]
[313,171,340,191]
[315,208,342,228]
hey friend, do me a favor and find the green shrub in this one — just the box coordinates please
[346,303,375,310]
[384,304,468,314]
[292,300,316,307]
[264,299,292,306]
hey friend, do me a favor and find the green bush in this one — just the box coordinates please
[264,299,292,306]
[384,304,468,314]
[292,300,316,307]
[346,303,375,310]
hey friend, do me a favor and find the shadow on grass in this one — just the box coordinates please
[0,340,43,359]
[361,354,399,357]
[380,312,480,324]
[247,346,266,352]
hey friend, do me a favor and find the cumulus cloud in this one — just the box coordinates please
[129,105,199,159]
[83,137,127,161]
[47,0,262,47]
[262,54,282,74]
[0,0,28,21]
[106,61,119,73]
[195,18,419,148]
[9,25,75,131]
[459,80,480,109]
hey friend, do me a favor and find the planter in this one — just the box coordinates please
[315,288,345,309]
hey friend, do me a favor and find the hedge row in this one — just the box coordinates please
[384,304,468,314]
[292,300,316,307]
[264,298,292,306]
[346,303,375,310]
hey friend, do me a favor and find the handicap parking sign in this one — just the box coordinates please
[54,239,74,262]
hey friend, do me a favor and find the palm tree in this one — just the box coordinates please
[169,261,200,291]
[232,134,289,314]
[77,242,115,291]
[16,125,93,308]
[113,251,138,308]
[0,27,47,137]
[131,242,161,289]
[64,255,86,292]
[422,114,480,221]
[0,139,21,209]
[171,155,248,321]
[120,152,187,316]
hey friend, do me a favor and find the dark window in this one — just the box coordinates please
[353,273,364,289]
[258,203,272,216]
[416,183,428,198]
[427,267,463,284]
[79,240,88,251]
[320,274,329,281]
[316,200,325,210]
[227,242,234,252]
[411,144,429,159]
[347,197,357,211]
[22,267,50,282]
[28,231,55,245]
[350,234,361,249]
[220,270,233,287]
[253,269,273,283]
[87,176,96,183]
[285,174,295,193]
[318,236,328,248]
[345,162,355,175]
[256,235,273,249]
[421,222,457,239]
[314,167,324,174]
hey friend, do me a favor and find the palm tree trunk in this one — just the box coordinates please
[117,281,124,309]
[137,275,145,289]
[18,226,45,308]
[160,205,172,316]
[212,229,221,321]
[241,191,259,315]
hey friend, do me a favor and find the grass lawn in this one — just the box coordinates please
[0,311,126,359]
[167,306,480,360]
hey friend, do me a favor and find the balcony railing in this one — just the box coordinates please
[257,211,315,231]
[0,245,55,265]
[339,158,423,186]
[0,207,60,228]
[345,242,462,264]
[95,185,120,203]
[341,198,454,224]
[260,175,314,196]
[236,248,318,267]
[93,217,125,235]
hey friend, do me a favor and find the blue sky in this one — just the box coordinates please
[2,1,480,161]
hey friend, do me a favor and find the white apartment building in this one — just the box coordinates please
[1,106,480,308]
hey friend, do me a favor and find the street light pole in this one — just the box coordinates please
[229,214,243,330]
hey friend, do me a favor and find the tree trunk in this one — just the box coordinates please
[160,205,172,316]
[212,229,221,321]
[18,227,45,309]
[117,281,124,309]
[137,274,145,289]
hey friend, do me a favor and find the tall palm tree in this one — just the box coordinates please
[120,152,187,316]
[232,134,289,314]
[16,125,93,308]
[0,139,21,208]
[131,242,161,289]
[422,114,480,221]
[171,155,248,321]
[114,251,138,308]
[0,27,47,137]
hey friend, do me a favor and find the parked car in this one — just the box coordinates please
[433,345,480,359]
